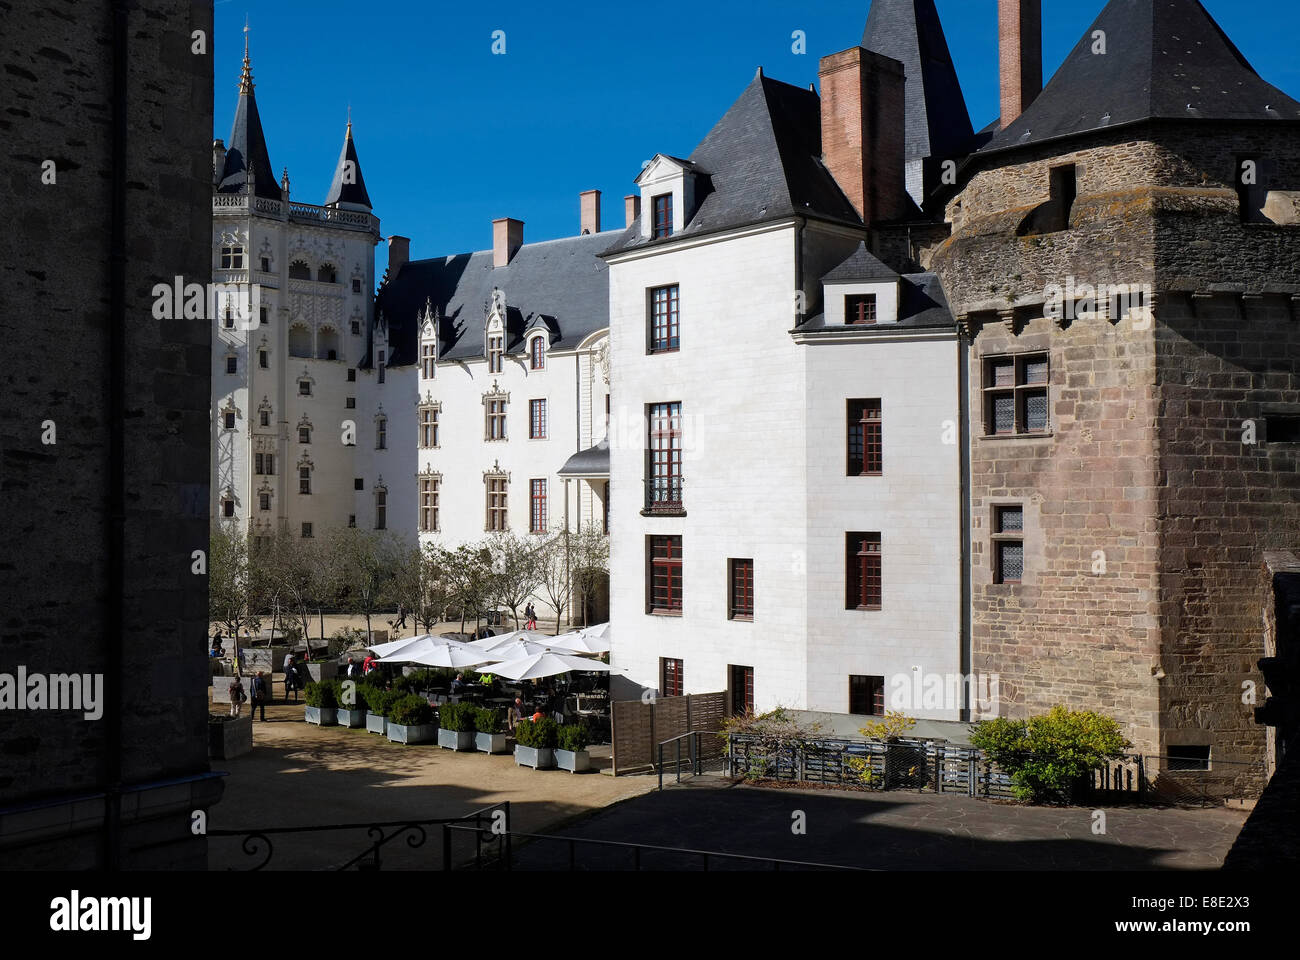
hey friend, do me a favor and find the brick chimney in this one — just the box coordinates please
[493,218,524,268]
[580,190,601,235]
[387,235,410,272]
[998,0,1042,129]
[625,195,641,229]
[818,47,907,226]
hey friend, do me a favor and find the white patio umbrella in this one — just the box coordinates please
[377,636,481,665]
[402,642,498,669]
[581,622,610,641]
[474,638,556,661]
[468,629,553,653]
[545,630,609,655]
[475,651,616,681]
[367,634,438,658]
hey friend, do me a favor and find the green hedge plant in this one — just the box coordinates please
[474,707,506,735]
[388,694,434,727]
[969,705,1132,803]
[557,723,590,753]
[362,685,398,717]
[438,702,477,733]
[515,717,558,750]
[304,681,337,709]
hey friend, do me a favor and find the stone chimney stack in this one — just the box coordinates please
[818,46,907,226]
[493,218,524,268]
[387,236,410,273]
[998,0,1042,129]
[580,190,601,235]
[624,195,641,229]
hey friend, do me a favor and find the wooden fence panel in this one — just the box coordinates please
[611,700,653,775]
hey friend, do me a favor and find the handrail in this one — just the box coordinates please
[657,729,717,789]
[442,822,869,871]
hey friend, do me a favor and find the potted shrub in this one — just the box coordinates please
[555,723,592,773]
[386,694,436,745]
[513,717,558,770]
[336,678,367,728]
[474,707,508,754]
[362,684,394,735]
[437,702,477,751]
[303,680,338,726]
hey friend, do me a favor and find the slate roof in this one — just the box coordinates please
[862,0,975,168]
[822,242,899,284]
[558,438,610,478]
[603,71,861,255]
[802,272,954,332]
[324,122,372,209]
[217,53,279,200]
[983,0,1300,155]
[375,230,615,368]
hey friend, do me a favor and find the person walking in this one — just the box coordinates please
[525,603,537,631]
[283,654,299,702]
[249,672,268,721]
[228,677,244,719]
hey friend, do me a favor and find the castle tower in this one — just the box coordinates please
[928,0,1300,798]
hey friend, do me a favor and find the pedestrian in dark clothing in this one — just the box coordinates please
[284,655,299,702]
[250,672,268,721]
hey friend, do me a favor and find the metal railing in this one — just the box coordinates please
[657,730,716,789]
[208,800,509,870]
[644,476,684,513]
[441,822,868,871]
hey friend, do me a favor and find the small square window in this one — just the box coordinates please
[258,350,268,369]
[660,658,684,698]
[299,380,311,396]
[222,499,235,518]
[226,356,237,375]
[299,427,310,444]
[1166,745,1211,771]
[301,522,313,538]
[347,368,356,382]
[351,321,361,335]
[223,411,236,430]
[849,675,885,716]
[346,397,356,409]
[260,257,271,273]
[259,410,269,427]
[355,478,364,491]
[259,492,271,511]
[993,506,1024,585]
[348,515,356,528]
[352,278,362,293]
[845,294,877,325]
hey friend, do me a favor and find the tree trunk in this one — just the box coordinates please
[365,611,372,643]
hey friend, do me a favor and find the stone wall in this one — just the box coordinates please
[0,0,216,867]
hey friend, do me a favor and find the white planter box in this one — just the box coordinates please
[366,712,387,735]
[337,708,366,728]
[304,661,338,683]
[304,705,337,726]
[387,722,436,745]
[475,732,509,754]
[439,729,475,751]
[514,745,555,769]
[208,717,253,759]
[555,748,591,773]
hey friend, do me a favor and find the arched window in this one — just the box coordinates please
[288,324,313,358]
[288,260,312,280]
[530,336,545,370]
[317,263,338,284]
[317,326,340,361]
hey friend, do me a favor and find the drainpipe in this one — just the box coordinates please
[106,0,129,870]
[958,331,972,722]
[793,217,806,326]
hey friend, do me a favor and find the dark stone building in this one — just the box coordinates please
[0,1,220,866]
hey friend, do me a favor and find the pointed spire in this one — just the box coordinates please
[324,113,372,209]
[238,17,254,94]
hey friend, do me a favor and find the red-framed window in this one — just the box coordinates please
[847,399,882,476]
[729,558,754,620]
[649,285,680,353]
[846,532,882,610]
[729,664,754,716]
[846,294,877,325]
[652,193,673,239]
[647,535,683,614]
[849,675,885,716]
[530,337,545,370]
[661,657,683,698]
[486,477,508,531]
[529,399,547,439]
[647,402,682,510]
[530,479,547,534]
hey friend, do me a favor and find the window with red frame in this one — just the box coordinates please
[649,285,680,353]
[647,535,682,614]
[849,675,885,716]
[845,294,877,325]
[660,657,683,697]
[729,558,753,620]
[646,401,682,510]
[846,532,882,610]
[530,337,545,370]
[530,479,547,534]
[652,193,673,239]
[847,399,882,476]
[529,399,547,439]
[729,664,754,715]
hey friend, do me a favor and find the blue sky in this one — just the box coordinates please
[216,0,1300,275]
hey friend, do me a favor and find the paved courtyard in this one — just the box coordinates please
[508,778,1249,871]
[208,693,654,870]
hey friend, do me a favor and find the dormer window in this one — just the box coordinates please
[421,342,437,380]
[488,334,503,374]
[530,336,545,370]
[653,194,673,239]
[846,295,877,325]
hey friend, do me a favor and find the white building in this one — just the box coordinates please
[602,66,963,719]
[375,199,618,625]
[211,36,401,544]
